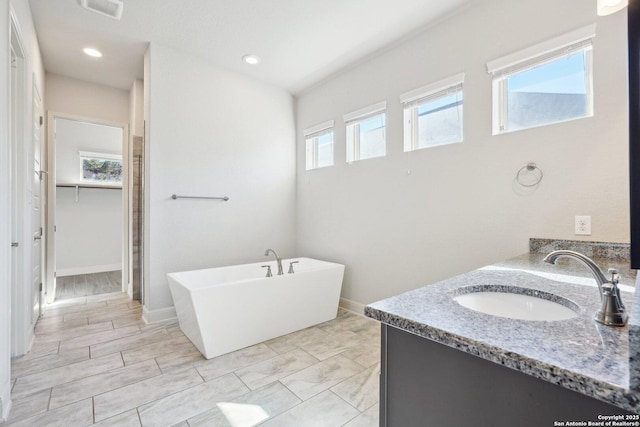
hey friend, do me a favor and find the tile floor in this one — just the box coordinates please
[55,272,123,301]
[3,291,380,426]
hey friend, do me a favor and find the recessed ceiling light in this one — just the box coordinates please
[83,48,103,58]
[597,0,627,15]
[242,54,261,65]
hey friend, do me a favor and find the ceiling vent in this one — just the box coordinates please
[79,0,123,20]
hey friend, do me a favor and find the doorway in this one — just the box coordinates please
[46,114,130,303]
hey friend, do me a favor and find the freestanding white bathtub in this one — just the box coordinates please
[167,257,345,359]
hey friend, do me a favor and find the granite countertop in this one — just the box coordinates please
[365,239,640,413]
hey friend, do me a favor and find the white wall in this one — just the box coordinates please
[0,0,11,418]
[54,118,123,275]
[296,0,630,305]
[55,119,123,183]
[45,73,129,123]
[143,48,151,308]
[144,43,297,320]
[0,0,44,420]
[56,188,123,275]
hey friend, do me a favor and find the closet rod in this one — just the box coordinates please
[171,194,229,201]
[56,183,122,190]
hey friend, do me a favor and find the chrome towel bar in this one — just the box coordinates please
[171,194,229,201]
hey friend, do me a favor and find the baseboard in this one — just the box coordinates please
[57,264,122,277]
[26,328,35,355]
[339,297,366,315]
[142,305,177,324]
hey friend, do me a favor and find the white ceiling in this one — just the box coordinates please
[28,0,472,94]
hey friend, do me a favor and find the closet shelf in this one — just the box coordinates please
[56,182,122,202]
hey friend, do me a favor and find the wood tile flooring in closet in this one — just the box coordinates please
[55,271,122,301]
[3,291,380,426]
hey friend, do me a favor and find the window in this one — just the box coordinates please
[487,24,595,135]
[304,120,334,170]
[344,101,386,163]
[400,73,464,151]
[79,151,123,184]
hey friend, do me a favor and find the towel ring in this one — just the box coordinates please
[516,163,543,187]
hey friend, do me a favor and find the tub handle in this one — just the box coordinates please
[288,261,299,274]
[261,265,272,277]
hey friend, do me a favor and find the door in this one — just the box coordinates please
[10,14,32,356]
[32,85,44,320]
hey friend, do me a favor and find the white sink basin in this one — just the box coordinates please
[453,290,579,321]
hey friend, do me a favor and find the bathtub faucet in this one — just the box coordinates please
[264,248,284,275]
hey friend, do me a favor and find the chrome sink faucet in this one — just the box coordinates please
[264,248,284,275]
[543,250,627,327]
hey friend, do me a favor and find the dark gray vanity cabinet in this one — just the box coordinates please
[379,325,632,427]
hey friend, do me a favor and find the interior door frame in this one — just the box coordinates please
[32,81,44,321]
[46,112,130,304]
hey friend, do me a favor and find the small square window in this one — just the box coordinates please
[344,102,387,163]
[346,113,386,162]
[488,25,595,135]
[305,129,334,170]
[401,75,464,152]
[304,120,334,170]
[501,53,591,133]
[79,151,123,185]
